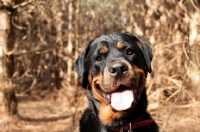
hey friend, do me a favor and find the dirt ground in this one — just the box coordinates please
[0,87,200,132]
[0,87,88,132]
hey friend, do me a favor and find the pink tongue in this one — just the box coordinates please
[111,89,134,111]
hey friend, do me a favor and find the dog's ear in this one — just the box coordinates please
[125,32,153,73]
[75,40,93,88]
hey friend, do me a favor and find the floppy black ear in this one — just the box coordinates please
[75,40,93,88]
[125,32,153,73]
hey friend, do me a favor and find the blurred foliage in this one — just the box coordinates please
[10,0,200,105]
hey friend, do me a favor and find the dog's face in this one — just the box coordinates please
[75,32,152,126]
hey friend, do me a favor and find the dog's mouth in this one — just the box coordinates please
[100,85,137,111]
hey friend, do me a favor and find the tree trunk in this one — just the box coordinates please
[0,0,17,119]
[74,0,81,86]
[67,0,73,85]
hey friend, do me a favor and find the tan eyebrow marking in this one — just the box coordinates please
[116,42,125,49]
[100,45,108,54]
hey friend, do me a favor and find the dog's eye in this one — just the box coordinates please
[126,48,134,55]
[96,55,103,61]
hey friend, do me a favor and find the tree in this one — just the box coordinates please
[0,0,17,119]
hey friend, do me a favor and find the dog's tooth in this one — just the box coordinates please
[102,92,111,105]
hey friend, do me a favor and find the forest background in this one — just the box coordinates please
[0,0,200,131]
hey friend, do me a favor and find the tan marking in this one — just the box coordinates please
[117,41,125,49]
[88,72,105,103]
[100,46,108,54]
[132,66,147,94]
[136,41,142,49]
[88,70,93,85]
[88,71,125,125]
[99,102,124,125]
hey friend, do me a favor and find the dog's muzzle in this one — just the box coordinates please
[108,61,128,79]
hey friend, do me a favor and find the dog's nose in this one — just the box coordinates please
[109,62,128,77]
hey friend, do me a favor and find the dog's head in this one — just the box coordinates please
[75,32,152,126]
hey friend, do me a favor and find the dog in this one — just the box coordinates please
[75,32,158,132]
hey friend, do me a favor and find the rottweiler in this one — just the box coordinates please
[75,32,158,132]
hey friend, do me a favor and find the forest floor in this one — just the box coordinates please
[0,87,200,132]
[0,87,87,132]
